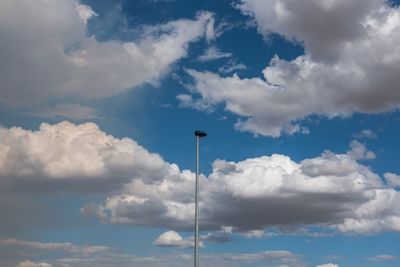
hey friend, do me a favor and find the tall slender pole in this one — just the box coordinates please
[194,135,199,267]
[194,130,206,267]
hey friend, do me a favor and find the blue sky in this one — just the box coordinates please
[1,0,400,266]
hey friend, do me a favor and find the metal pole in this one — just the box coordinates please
[194,135,199,267]
[193,130,206,267]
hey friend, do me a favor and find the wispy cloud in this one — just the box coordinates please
[0,238,112,255]
[1,237,304,267]
[29,103,99,120]
[218,59,247,74]
[367,254,396,262]
[197,46,232,62]
[176,94,215,113]
[353,129,378,139]
[316,264,339,267]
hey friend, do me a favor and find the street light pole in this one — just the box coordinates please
[194,130,207,267]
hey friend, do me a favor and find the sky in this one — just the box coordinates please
[1,0,400,266]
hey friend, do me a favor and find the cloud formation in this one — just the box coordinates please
[2,121,400,235]
[0,238,111,255]
[16,261,53,267]
[0,0,213,108]
[182,0,400,137]
[353,129,378,139]
[80,131,400,234]
[0,121,194,234]
[384,173,400,187]
[153,230,201,248]
[367,254,396,262]
[316,264,338,267]
[197,46,232,62]
[153,229,231,248]
[0,121,168,193]
[1,237,303,267]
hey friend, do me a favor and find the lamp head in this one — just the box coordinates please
[194,130,207,137]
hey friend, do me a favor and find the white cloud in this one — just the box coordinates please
[0,121,196,233]
[347,140,375,160]
[177,94,215,113]
[2,237,304,267]
[16,261,53,267]
[0,121,168,193]
[227,250,302,265]
[367,254,396,262]
[89,138,400,234]
[0,0,213,108]
[238,0,382,62]
[53,251,303,267]
[353,129,378,139]
[384,173,400,187]
[153,229,232,248]
[0,238,111,255]
[1,122,400,235]
[153,230,202,248]
[300,150,361,177]
[241,230,266,239]
[184,68,314,137]
[27,251,304,267]
[183,0,400,137]
[197,46,232,62]
[75,2,98,24]
[218,59,247,74]
[316,264,338,267]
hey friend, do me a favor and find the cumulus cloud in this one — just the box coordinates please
[346,140,375,160]
[0,0,213,108]
[153,230,202,248]
[154,229,232,248]
[238,0,382,62]
[182,0,400,137]
[0,121,196,234]
[2,121,400,235]
[0,121,168,193]
[384,173,400,187]
[87,138,400,234]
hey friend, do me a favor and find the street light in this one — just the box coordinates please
[194,130,207,267]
